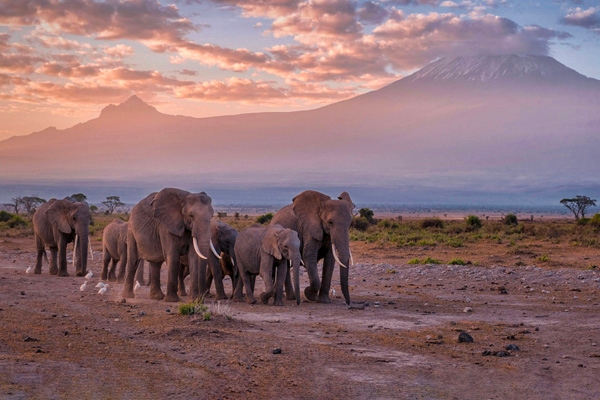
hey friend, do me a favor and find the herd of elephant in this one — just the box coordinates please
[31,188,356,306]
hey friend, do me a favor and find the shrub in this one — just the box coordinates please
[352,217,370,232]
[359,208,376,224]
[8,215,27,228]
[421,217,444,229]
[503,214,518,226]
[256,213,273,224]
[178,300,207,316]
[449,258,467,265]
[0,210,12,222]
[577,217,590,226]
[465,215,482,231]
[590,213,600,230]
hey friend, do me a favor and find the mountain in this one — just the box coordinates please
[1,54,599,205]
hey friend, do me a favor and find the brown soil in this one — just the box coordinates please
[1,229,600,399]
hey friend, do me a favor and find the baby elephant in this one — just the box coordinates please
[234,224,301,306]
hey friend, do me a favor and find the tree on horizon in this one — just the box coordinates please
[560,195,597,220]
[102,196,125,214]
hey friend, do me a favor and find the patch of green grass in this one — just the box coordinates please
[178,300,207,316]
[449,258,467,265]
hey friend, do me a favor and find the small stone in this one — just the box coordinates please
[505,344,520,351]
[20,291,25,296]
[458,332,474,343]
[463,307,473,313]
[120,298,126,304]
[272,348,282,354]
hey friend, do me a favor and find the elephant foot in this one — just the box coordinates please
[285,292,296,301]
[215,294,228,301]
[122,288,135,299]
[304,287,318,302]
[75,270,85,277]
[274,298,284,306]
[150,290,165,301]
[317,293,331,304]
[178,289,188,297]
[116,277,125,284]
[232,295,245,303]
[164,293,182,303]
[108,275,116,282]
[49,268,58,275]
[246,296,257,305]
[34,268,42,274]
[58,271,69,277]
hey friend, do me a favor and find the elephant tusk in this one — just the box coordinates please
[89,238,94,260]
[210,240,222,260]
[301,259,305,266]
[73,234,78,266]
[350,249,354,266]
[193,236,208,260]
[332,244,348,269]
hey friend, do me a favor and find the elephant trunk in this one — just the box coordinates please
[77,228,89,275]
[191,224,212,300]
[292,256,301,305]
[332,238,351,305]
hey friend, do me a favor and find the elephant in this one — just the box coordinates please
[121,188,214,303]
[101,219,145,284]
[233,224,301,306]
[176,220,238,299]
[271,190,355,305]
[33,198,91,276]
[205,220,238,299]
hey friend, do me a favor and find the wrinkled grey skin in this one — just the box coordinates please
[177,220,238,299]
[233,224,301,306]
[271,190,355,305]
[101,219,145,284]
[206,220,238,299]
[121,188,213,303]
[33,199,91,277]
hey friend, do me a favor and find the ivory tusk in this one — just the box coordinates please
[89,238,94,260]
[193,236,208,260]
[301,259,305,266]
[350,249,354,266]
[73,234,78,265]
[332,243,348,269]
[210,240,222,260]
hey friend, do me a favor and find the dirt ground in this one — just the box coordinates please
[1,227,600,399]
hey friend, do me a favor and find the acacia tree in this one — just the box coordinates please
[102,196,124,214]
[69,193,88,202]
[21,196,46,215]
[4,197,23,214]
[560,195,597,220]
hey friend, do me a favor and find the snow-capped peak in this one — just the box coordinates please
[405,54,586,83]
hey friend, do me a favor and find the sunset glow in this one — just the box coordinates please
[1,0,599,140]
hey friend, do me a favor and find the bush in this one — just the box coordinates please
[8,215,27,228]
[503,214,518,226]
[0,210,12,222]
[590,213,600,230]
[352,217,370,232]
[577,217,590,226]
[465,215,482,231]
[256,213,273,224]
[421,217,444,229]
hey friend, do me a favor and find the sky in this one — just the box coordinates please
[1,0,599,141]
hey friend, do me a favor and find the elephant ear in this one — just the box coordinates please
[211,220,223,253]
[337,191,356,213]
[47,200,72,234]
[152,188,188,237]
[263,226,283,260]
[292,190,330,241]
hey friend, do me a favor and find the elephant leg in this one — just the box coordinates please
[232,268,243,302]
[117,251,127,283]
[57,240,69,277]
[302,244,321,301]
[121,238,139,299]
[240,267,257,305]
[108,259,118,282]
[208,256,227,300]
[149,261,166,301]
[273,260,288,306]
[164,252,182,303]
[101,247,110,280]
[34,235,44,274]
[205,263,214,297]
[284,265,295,301]
[49,247,59,275]
[177,263,187,297]
[317,251,335,304]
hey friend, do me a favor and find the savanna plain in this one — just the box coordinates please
[1,211,600,399]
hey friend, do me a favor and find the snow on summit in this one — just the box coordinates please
[405,54,586,83]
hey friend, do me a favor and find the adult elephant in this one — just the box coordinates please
[233,224,302,306]
[101,219,145,284]
[271,190,355,305]
[33,198,91,276]
[121,188,214,303]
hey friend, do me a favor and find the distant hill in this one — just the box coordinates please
[1,54,599,205]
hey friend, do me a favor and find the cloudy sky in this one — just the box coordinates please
[1,0,599,140]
